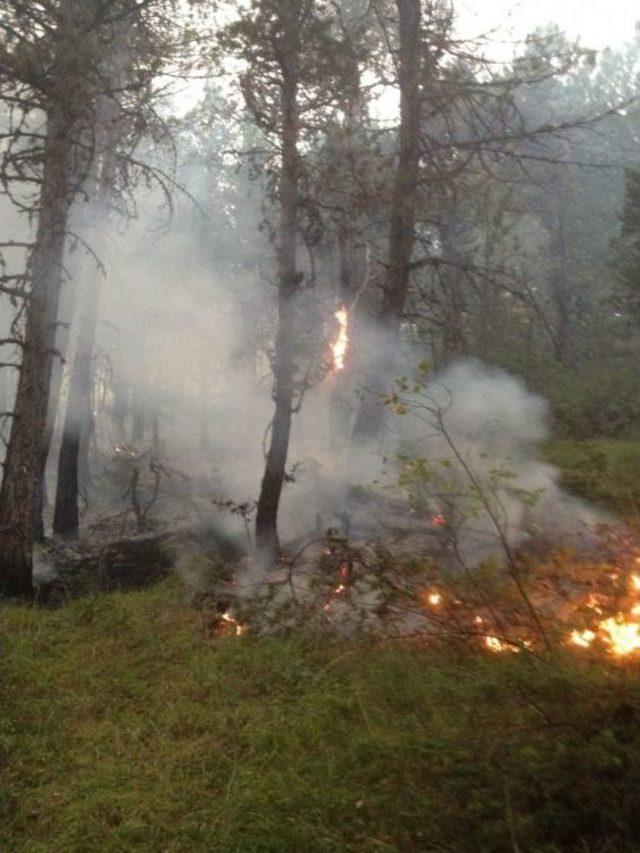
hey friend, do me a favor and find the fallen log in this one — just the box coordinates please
[34,523,245,605]
[35,531,174,604]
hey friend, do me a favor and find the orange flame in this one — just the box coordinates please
[570,628,596,648]
[485,636,512,653]
[415,541,640,660]
[568,570,640,657]
[330,307,349,371]
[598,617,640,656]
[221,612,245,636]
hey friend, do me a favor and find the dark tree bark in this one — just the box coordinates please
[223,0,348,564]
[112,372,128,440]
[53,268,100,538]
[352,0,422,441]
[132,393,147,444]
[0,101,74,595]
[255,38,300,565]
[330,58,365,450]
[33,280,76,543]
[53,28,129,539]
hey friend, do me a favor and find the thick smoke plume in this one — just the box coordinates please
[0,152,603,585]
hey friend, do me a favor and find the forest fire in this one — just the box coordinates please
[484,636,511,653]
[567,571,640,657]
[570,628,596,648]
[323,561,350,612]
[220,611,245,636]
[598,617,640,655]
[409,538,640,660]
[479,565,640,658]
[330,306,349,371]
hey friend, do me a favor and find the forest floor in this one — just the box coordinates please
[2,437,639,852]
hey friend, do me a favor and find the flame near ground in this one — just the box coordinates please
[417,531,640,658]
[419,569,640,658]
[567,570,640,656]
[214,526,640,663]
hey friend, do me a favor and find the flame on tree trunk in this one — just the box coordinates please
[329,44,365,451]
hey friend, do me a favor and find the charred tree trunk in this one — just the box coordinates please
[0,102,74,595]
[338,219,357,304]
[352,0,422,442]
[112,373,128,440]
[34,307,74,542]
[330,62,364,450]
[53,270,100,538]
[53,35,128,539]
[151,414,160,455]
[78,413,95,497]
[131,388,147,444]
[255,60,300,566]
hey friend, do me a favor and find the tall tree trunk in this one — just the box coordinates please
[352,0,422,441]
[255,71,300,566]
[52,15,131,539]
[34,246,80,541]
[0,102,73,595]
[330,64,364,450]
[112,371,128,441]
[53,268,100,538]
[131,390,146,444]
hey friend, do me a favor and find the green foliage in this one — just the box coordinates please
[613,167,640,323]
[480,345,639,440]
[2,581,639,851]
[545,438,640,514]
[397,445,541,525]
[548,362,639,440]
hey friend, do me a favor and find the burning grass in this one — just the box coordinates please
[2,575,639,851]
[410,539,640,659]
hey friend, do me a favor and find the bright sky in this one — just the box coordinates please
[457,0,639,52]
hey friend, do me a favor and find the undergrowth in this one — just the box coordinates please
[545,437,639,514]
[2,577,639,852]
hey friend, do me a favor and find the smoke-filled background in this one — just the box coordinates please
[37,166,608,569]
[1,104,631,571]
[0,1,638,593]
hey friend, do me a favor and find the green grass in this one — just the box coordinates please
[545,437,640,514]
[2,578,639,852]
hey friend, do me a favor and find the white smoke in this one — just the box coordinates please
[1,130,602,580]
[390,360,604,565]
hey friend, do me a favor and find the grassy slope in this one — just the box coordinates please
[2,578,639,852]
